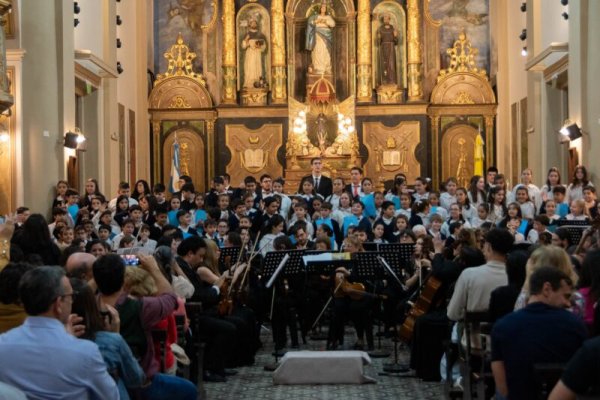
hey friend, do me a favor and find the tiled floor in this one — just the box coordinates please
[204,326,444,400]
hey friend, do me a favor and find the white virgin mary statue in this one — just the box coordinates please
[305,3,335,74]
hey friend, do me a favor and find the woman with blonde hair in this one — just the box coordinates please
[124,267,182,375]
[514,245,579,312]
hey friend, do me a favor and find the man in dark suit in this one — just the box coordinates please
[344,166,364,199]
[299,157,333,199]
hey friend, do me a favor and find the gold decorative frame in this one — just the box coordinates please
[362,120,421,188]
[149,35,216,189]
[429,32,497,187]
[225,123,283,184]
[0,66,15,215]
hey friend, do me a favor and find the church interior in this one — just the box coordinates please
[0,0,599,399]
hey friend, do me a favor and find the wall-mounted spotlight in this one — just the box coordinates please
[117,38,122,48]
[519,29,527,41]
[559,120,582,142]
[64,130,86,149]
[561,0,568,5]
[116,15,122,25]
[520,2,526,12]
[74,2,80,14]
[74,18,80,27]
[117,62,123,74]
[521,47,528,57]
[562,12,569,20]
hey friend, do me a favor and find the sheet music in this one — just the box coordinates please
[266,254,290,289]
[377,256,403,286]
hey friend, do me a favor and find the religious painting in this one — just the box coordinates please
[236,4,270,91]
[372,1,406,89]
[428,0,490,73]
[153,0,217,74]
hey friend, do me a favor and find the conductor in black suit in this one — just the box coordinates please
[299,157,333,199]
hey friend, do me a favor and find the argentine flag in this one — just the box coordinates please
[169,139,181,193]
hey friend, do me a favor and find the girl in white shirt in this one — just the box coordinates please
[566,199,590,221]
[326,177,345,210]
[440,177,458,211]
[470,203,491,229]
[488,186,507,225]
[259,215,286,256]
[456,187,475,224]
[567,165,593,203]
[514,185,536,220]
[540,167,565,202]
[332,192,352,227]
[467,175,486,207]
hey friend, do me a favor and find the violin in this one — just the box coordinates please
[333,271,387,301]
[217,234,261,315]
[217,276,234,316]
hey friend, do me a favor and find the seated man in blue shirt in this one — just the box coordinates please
[0,266,119,400]
[491,267,587,400]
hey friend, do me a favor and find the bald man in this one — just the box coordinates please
[65,252,96,281]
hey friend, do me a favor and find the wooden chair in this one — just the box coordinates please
[460,310,493,400]
[533,363,565,400]
[151,328,168,373]
[174,313,190,380]
[184,302,206,398]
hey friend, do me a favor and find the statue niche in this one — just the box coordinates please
[286,0,355,102]
[372,1,406,104]
[237,3,270,106]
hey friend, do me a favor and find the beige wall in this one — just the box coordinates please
[571,0,600,183]
[115,0,150,188]
[4,0,151,214]
[492,0,528,182]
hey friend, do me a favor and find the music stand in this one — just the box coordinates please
[262,250,306,370]
[362,242,378,252]
[352,251,392,358]
[556,220,591,246]
[218,246,241,272]
[353,251,385,280]
[378,243,414,273]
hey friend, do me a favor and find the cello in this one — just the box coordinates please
[398,260,443,343]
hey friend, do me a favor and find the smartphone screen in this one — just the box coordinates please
[120,254,140,266]
[0,217,4,224]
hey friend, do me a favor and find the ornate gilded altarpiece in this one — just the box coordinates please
[429,31,496,186]
[148,34,216,191]
[149,1,497,192]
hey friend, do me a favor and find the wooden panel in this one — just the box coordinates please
[519,97,528,173]
[118,103,126,182]
[162,129,206,192]
[511,101,519,186]
[441,124,478,188]
[225,123,283,185]
[128,109,136,184]
[0,67,15,215]
[362,120,421,189]
[67,156,78,189]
